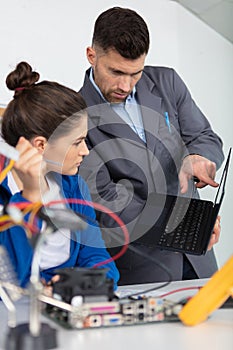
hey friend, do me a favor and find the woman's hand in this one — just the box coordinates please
[14,137,47,202]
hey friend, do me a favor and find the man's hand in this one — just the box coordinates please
[207,215,221,251]
[179,154,219,194]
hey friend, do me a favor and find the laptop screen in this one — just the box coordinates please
[214,148,232,206]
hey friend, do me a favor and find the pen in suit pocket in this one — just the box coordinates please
[164,112,171,133]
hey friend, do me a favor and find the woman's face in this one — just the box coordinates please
[43,115,89,175]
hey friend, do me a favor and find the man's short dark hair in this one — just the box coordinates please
[92,7,150,59]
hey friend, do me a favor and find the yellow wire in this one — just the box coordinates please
[27,202,43,226]
[0,202,43,239]
[0,215,33,238]
[0,221,33,239]
[0,223,14,231]
[0,159,15,184]
[0,215,11,223]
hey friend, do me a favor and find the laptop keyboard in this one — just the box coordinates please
[157,198,213,253]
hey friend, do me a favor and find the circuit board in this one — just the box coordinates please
[42,295,182,329]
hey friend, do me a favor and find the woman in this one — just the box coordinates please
[0,61,119,289]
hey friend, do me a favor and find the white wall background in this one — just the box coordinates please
[0,0,232,268]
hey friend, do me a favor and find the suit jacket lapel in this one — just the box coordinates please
[136,72,164,151]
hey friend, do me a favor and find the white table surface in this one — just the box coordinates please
[0,278,232,350]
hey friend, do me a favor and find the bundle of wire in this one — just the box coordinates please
[0,142,19,184]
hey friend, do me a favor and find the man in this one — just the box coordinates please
[79,7,224,285]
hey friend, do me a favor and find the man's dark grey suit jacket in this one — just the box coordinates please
[79,66,224,285]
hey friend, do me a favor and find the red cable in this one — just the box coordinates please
[158,286,201,298]
[7,199,130,268]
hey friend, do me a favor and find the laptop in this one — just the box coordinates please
[133,148,231,255]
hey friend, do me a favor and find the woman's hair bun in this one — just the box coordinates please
[6,61,40,92]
